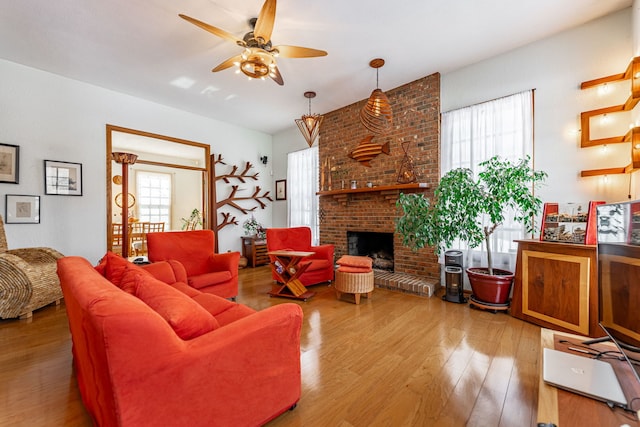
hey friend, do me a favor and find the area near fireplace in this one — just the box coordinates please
[318,73,441,296]
[347,231,394,271]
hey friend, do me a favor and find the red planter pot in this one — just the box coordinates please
[466,267,514,305]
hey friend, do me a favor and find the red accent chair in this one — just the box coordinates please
[266,227,334,286]
[147,230,240,299]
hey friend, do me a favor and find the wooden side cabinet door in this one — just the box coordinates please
[521,250,590,335]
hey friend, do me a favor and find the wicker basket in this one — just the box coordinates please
[334,270,374,304]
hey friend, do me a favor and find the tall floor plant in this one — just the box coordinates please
[396,155,547,275]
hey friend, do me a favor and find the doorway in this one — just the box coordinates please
[106,124,210,255]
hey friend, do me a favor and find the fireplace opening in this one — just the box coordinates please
[347,231,394,271]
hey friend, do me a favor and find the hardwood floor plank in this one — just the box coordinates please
[0,265,543,427]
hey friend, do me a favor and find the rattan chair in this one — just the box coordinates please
[0,215,64,319]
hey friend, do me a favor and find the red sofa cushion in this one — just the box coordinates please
[125,269,220,339]
[95,252,131,286]
[141,259,188,284]
[303,259,332,272]
[168,281,201,297]
[191,294,257,326]
[337,266,373,273]
[188,271,233,289]
[96,252,151,293]
[336,255,373,269]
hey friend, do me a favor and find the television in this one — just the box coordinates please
[593,200,640,407]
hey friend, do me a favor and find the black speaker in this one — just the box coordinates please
[443,250,467,303]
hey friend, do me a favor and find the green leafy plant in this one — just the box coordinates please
[243,215,265,238]
[181,208,203,230]
[396,155,547,275]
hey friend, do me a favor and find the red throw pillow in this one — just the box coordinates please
[338,265,372,273]
[336,255,373,269]
[128,269,219,339]
[96,252,150,291]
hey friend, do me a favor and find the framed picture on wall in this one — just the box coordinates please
[0,143,19,184]
[275,179,287,201]
[5,194,40,224]
[44,160,83,196]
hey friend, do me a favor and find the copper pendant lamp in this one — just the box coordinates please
[360,58,393,134]
[295,91,324,147]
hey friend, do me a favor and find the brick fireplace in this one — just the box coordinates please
[318,73,441,294]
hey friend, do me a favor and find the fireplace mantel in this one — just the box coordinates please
[317,183,429,206]
[317,183,429,196]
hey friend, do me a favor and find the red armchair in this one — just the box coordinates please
[147,230,240,299]
[266,227,334,286]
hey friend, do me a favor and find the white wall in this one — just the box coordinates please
[0,59,272,263]
[442,8,635,204]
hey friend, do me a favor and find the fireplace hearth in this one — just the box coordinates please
[347,231,394,271]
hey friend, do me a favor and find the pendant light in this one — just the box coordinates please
[295,91,324,147]
[360,58,393,134]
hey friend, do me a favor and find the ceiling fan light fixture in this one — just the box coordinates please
[238,47,276,79]
[295,91,324,147]
[360,58,393,134]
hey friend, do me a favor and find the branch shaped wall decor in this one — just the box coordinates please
[211,154,273,233]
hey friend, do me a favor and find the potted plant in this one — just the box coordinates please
[181,208,203,230]
[242,215,266,238]
[395,155,547,306]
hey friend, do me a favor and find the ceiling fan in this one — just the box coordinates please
[179,0,327,85]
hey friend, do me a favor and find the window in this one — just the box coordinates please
[287,146,319,245]
[441,90,534,271]
[136,171,171,229]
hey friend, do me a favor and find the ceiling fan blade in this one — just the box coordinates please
[179,14,243,44]
[212,55,242,72]
[270,65,284,85]
[253,0,277,42]
[273,45,328,58]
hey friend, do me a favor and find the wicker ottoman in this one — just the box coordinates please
[334,270,374,304]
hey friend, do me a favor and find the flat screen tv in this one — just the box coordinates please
[594,201,640,409]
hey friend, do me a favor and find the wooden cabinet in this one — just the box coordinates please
[241,236,269,267]
[511,240,601,337]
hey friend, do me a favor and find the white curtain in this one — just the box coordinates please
[441,90,534,273]
[287,146,319,245]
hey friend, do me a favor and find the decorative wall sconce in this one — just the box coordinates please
[295,91,324,147]
[360,58,393,134]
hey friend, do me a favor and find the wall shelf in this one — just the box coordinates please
[579,56,640,177]
[317,182,428,196]
[317,183,429,206]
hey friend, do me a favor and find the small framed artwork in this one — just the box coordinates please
[275,179,287,201]
[44,160,83,196]
[5,195,40,224]
[0,143,19,184]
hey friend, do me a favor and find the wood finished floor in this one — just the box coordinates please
[0,265,541,426]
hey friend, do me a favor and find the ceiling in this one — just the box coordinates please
[0,0,632,135]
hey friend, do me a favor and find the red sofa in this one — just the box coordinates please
[146,229,240,299]
[57,253,303,427]
[266,227,334,286]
